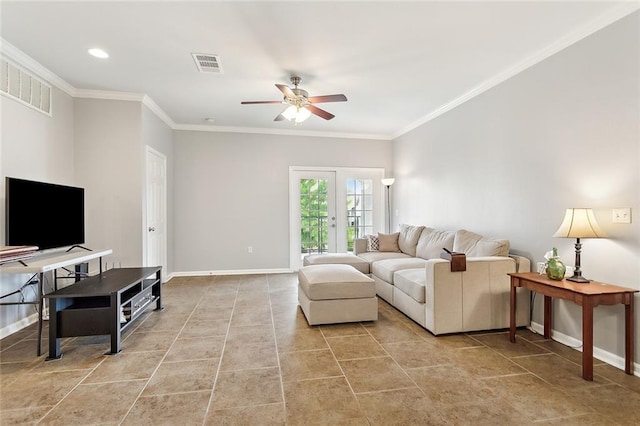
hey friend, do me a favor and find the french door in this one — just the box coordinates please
[290,171,337,261]
[289,167,384,270]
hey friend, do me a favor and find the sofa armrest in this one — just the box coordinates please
[424,256,529,335]
[509,254,531,273]
[354,238,368,255]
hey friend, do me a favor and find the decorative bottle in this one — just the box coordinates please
[546,247,566,281]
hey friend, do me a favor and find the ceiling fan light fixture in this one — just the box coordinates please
[282,105,311,123]
[282,105,297,121]
[295,106,311,123]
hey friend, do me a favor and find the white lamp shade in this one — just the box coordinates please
[381,178,395,186]
[553,208,606,238]
[295,106,311,123]
[282,105,297,121]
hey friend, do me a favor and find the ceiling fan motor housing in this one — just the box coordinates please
[288,88,310,107]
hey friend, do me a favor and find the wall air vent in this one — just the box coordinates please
[0,58,52,116]
[191,53,223,73]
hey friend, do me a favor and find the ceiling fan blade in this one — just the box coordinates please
[275,84,295,98]
[307,104,335,120]
[308,94,347,103]
[241,100,283,105]
[274,106,289,121]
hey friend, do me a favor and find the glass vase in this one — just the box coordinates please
[546,248,566,281]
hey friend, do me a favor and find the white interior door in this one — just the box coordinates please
[290,170,336,270]
[145,146,167,276]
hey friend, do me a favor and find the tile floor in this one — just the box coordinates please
[1,273,639,425]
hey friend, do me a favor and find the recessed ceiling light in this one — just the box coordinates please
[88,48,109,59]
[205,118,215,123]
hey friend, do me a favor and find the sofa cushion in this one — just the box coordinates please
[453,229,510,257]
[358,251,412,263]
[371,258,428,284]
[377,232,401,252]
[398,224,425,256]
[415,228,455,260]
[393,268,426,303]
[298,264,375,300]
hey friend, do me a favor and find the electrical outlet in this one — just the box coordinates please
[248,246,253,254]
[612,208,631,224]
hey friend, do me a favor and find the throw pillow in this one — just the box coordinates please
[415,228,455,260]
[398,224,425,256]
[377,232,401,252]
[366,234,379,251]
[453,229,510,257]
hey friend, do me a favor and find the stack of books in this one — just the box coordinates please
[0,246,39,265]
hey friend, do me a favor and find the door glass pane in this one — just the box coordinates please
[300,178,329,255]
[346,178,373,252]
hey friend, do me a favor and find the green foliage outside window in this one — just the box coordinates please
[300,179,328,254]
[299,178,372,255]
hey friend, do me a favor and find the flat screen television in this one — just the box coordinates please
[5,177,85,250]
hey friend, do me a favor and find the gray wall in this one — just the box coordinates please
[1,95,174,336]
[172,131,392,272]
[74,99,144,268]
[392,12,639,362]
[0,86,75,335]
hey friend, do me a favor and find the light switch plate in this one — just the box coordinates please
[612,208,631,224]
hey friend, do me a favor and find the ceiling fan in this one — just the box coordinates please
[241,76,347,123]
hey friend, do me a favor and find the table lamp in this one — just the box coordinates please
[553,208,606,283]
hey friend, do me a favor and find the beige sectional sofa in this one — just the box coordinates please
[354,225,531,335]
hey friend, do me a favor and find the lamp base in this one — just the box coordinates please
[566,275,591,283]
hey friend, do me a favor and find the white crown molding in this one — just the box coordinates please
[173,123,392,141]
[74,89,145,102]
[391,2,640,140]
[0,37,76,97]
[142,95,176,129]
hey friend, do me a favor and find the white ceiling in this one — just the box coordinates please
[1,1,636,139]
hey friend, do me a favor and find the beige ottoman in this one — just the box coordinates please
[298,264,378,326]
[302,253,370,274]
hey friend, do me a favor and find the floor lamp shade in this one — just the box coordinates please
[553,208,606,283]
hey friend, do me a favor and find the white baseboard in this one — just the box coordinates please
[171,268,293,277]
[530,321,639,378]
[0,313,38,340]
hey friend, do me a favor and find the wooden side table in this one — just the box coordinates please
[509,272,637,381]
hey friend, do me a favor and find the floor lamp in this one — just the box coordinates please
[381,178,395,233]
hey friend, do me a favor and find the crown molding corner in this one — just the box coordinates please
[142,95,176,129]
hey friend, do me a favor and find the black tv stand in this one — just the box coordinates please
[45,266,162,359]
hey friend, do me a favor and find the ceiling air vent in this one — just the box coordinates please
[0,58,52,116]
[191,53,223,73]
